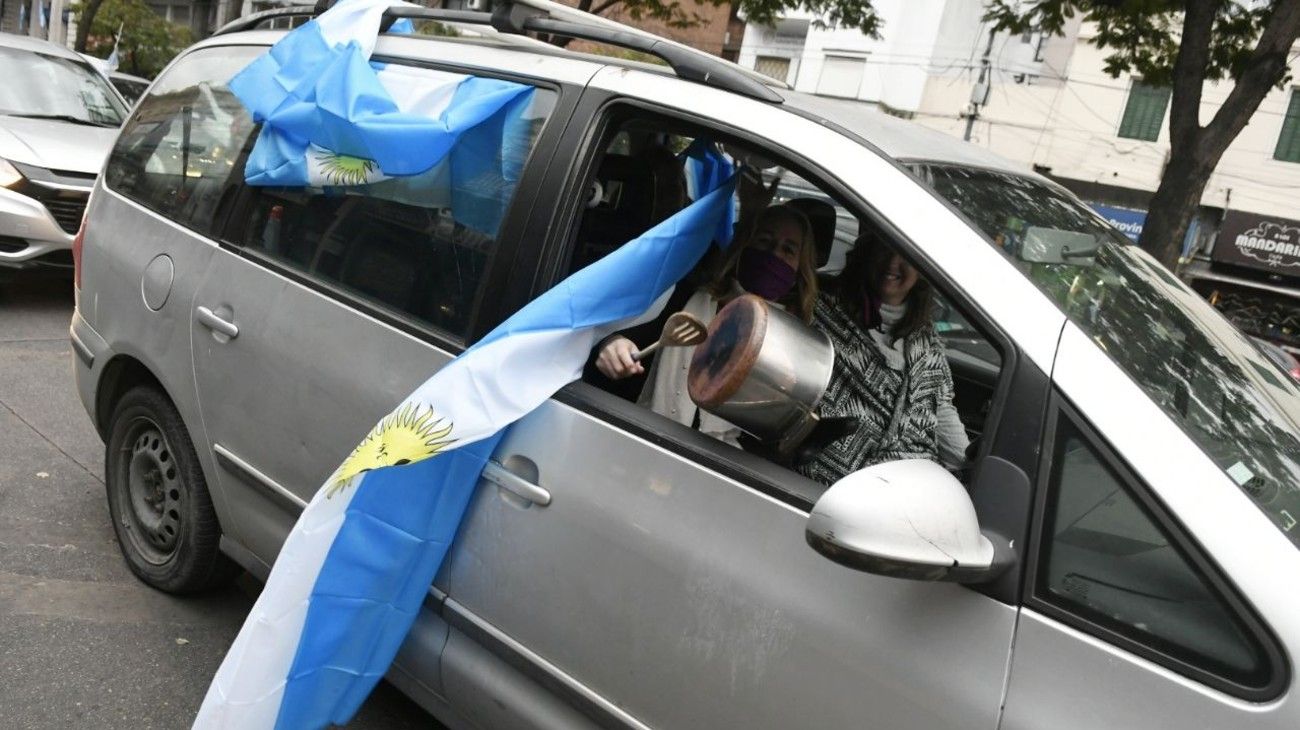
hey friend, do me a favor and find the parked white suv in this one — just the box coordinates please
[71,2,1300,728]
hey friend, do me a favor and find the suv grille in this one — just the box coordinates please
[42,196,88,235]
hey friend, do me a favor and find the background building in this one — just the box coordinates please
[738,0,1300,350]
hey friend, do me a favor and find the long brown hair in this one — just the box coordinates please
[706,204,818,323]
[836,232,934,339]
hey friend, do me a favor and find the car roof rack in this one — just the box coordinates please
[212,0,784,103]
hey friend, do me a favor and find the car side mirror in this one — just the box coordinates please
[805,459,1008,583]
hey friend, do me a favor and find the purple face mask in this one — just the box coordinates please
[738,247,797,301]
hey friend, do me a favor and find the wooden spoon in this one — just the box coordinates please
[633,312,708,362]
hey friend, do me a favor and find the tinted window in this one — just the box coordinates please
[111,77,150,105]
[105,46,262,236]
[0,46,126,126]
[232,72,556,340]
[1039,415,1272,691]
[918,164,1300,551]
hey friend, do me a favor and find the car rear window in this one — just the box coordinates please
[105,46,263,236]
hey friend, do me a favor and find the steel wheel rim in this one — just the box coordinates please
[119,416,183,565]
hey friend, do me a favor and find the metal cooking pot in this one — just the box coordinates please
[687,294,835,450]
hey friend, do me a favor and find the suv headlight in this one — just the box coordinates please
[0,158,22,189]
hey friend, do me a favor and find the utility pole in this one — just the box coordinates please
[964,25,996,142]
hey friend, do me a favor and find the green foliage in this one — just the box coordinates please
[75,0,192,79]
[412,19,461,36]
[984,0,1284,87]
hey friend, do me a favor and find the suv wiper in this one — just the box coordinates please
[2,112,117,128]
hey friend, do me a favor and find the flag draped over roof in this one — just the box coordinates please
[229,0,531,187]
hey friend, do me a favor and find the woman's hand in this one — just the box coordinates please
[595,336,645,380]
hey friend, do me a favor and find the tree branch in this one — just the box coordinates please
[1166,0,1215,149]
[1203,0,1300,158]
[591,0,622,16]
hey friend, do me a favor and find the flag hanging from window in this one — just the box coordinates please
[195,175,738,730]
[196,9,740,726]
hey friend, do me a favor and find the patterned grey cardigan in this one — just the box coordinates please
[800,292,961,486]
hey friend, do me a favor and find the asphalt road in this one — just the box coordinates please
[0,275,432,729]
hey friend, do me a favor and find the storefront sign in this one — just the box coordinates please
[1214,210,1300,276]
[1089,203,1146,242]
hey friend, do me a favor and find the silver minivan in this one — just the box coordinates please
[72,4,1300,728]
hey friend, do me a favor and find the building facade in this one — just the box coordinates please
[556,0,741,61]
[738,1,1300,351]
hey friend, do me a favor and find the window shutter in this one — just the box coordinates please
[1273,89,1300,163]
[1117,82,1170,142]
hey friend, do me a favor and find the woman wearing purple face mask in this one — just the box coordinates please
[799,233,969,485]
[594,204,818,445]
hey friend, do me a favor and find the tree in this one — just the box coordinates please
[559,0,882,44]
[75,0,107,53]
[985,1,1300,269]
[75,0,192,78]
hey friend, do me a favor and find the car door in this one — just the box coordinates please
[440,68,1067,730]
[183,45,575,704]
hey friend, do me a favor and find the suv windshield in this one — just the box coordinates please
[916,163,1300,549]
[0,47,125,127]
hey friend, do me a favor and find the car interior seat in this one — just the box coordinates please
[570,144,689,272]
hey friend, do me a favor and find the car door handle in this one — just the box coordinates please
[481,460,550,507]
[196,305,239,339]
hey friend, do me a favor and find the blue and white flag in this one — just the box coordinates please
[195,176,738,728]
[681,138,736,246]
[229,0,531,188]
[104,23,123,74]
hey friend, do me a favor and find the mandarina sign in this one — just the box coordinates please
[1214,210,1300,276]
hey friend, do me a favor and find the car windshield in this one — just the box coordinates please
[915,163,1300,549]
[0,46,126,126]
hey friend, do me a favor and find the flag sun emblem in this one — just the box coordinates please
[310,147,381,186]
[328,403,455,497]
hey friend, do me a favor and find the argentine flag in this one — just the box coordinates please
[229,0,532,188]
[196,177,738,730]
[197,4,737,725]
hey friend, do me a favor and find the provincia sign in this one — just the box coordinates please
[1215,210,1300,276]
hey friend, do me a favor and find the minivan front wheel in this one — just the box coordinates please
[105,386,236,593]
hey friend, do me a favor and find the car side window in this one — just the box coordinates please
[1035,408,1274,694]
[228,72,556,341]
[567,107,1007,500]
[104,46,262,237]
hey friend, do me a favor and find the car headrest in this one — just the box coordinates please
[787,197,836,268]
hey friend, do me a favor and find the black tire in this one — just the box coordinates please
[104,385,237,593]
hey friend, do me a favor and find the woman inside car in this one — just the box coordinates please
[800,233,969,485]
[594,203,819,446]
